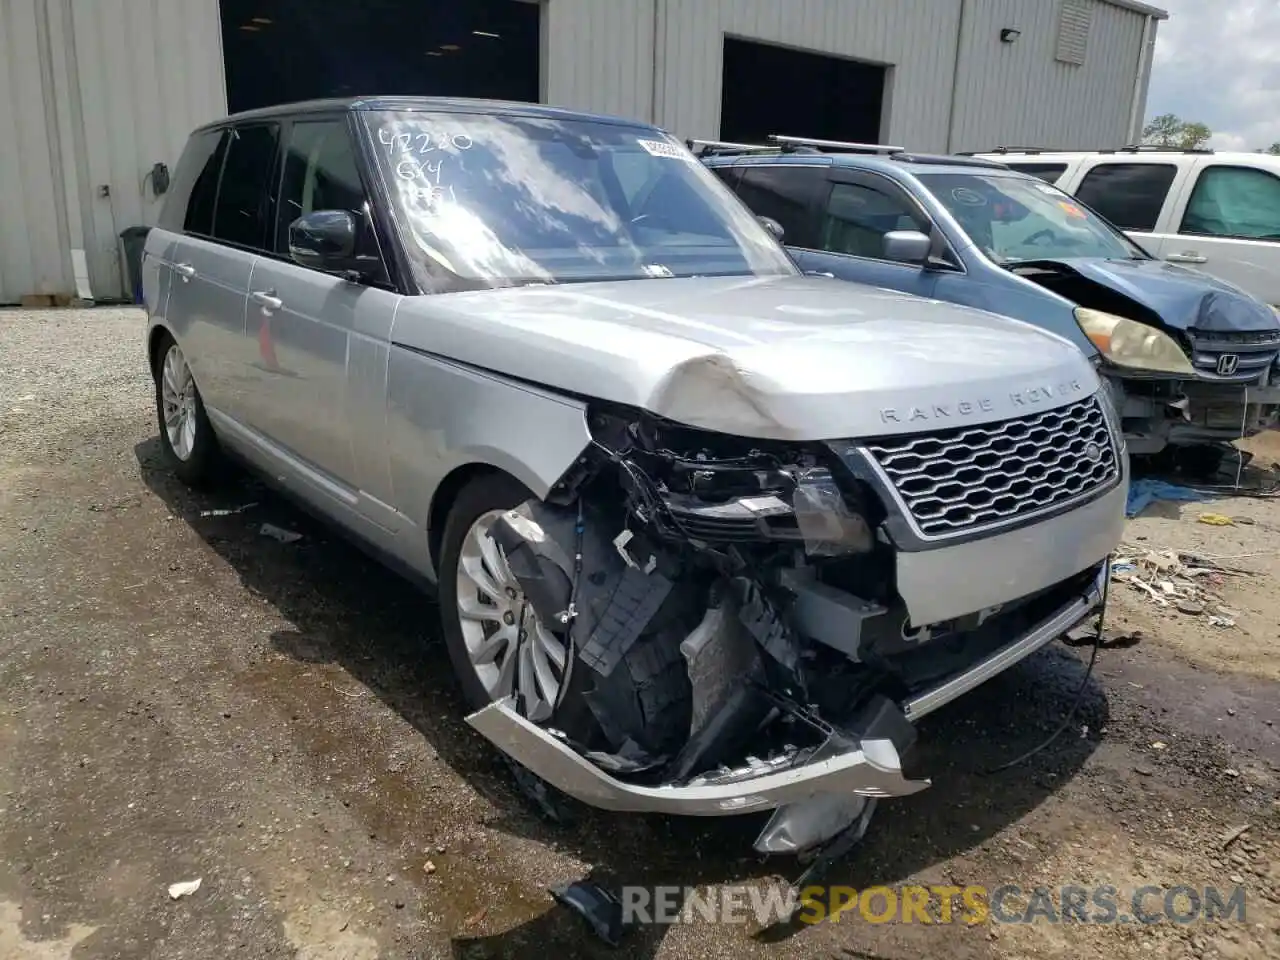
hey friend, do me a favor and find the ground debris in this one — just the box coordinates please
[200,502,258,518]
[259,523,302,544]
[167,878,202,900]
[1221,824,1250,849]
[1111,545,1249,626]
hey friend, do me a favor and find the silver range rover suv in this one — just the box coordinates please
[142,97,1127,859]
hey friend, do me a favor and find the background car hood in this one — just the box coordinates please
[1030,257,1279,333]
[392,275,1101,441]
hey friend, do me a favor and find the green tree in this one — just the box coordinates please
[1143,113,1184,146]
[1142,114,1213,149]
[1266,143,1280,155]
[1177,121,1212,149]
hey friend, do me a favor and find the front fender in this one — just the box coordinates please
[385,345,592,578]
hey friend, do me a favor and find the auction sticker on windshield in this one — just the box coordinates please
[637,138,695,162]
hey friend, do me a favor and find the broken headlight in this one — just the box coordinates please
[1075,308,1195,376]
[588,407,873,555]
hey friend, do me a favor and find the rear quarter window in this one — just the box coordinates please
[157,129,227,235]
[1006,163,1068,184]
[1074,163,1177,232]
[734,165,825,247]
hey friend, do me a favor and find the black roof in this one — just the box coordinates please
[195,96,655,133]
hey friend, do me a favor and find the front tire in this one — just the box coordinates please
[438,473,571,719]
[153,331,220,487]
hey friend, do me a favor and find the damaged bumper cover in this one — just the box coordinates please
[465,564,1107,815]
[468,694,928,815]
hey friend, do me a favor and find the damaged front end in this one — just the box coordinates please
[465,405,1115,857]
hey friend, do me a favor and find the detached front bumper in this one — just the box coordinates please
[465,564,1107,816]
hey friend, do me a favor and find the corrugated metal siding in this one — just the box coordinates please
[0,0,67,302]
[652,0,964,148]
[61,0,226,297]
[544,0,657,122]
[1,0,1158,302]
[949,0,1148,152]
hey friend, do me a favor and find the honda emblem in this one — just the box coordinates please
[1216,353,1241,376]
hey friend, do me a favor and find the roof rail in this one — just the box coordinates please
[1105,143,1215,155]
[966,144,1217,157]
[968,146,1057,155]
[769,134,905,154]
[685,138,775,158]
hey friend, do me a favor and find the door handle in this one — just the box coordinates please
[251,290,283,311]
[174,262,196,280]
[1166,252,1207,264]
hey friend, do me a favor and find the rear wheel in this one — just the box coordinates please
[153,331,220,487]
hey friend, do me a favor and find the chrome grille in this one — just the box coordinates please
[863,396,1119,538]
[1189,329,1280,383]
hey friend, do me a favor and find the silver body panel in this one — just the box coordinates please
[389,275,1097,441]
[894,468,1126,627]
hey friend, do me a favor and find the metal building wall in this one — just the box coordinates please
[650,0,965,148]
[0,0,67,303]
[52,0,227,299]
[0,0,225,304]
[544,0,658,122]
[948,0,1155,152]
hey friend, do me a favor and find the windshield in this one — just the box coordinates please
[917,172,1148,265]
[363,110,797,291]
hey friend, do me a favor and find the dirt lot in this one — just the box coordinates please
[1,308,1278,960]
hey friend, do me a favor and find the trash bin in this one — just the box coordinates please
[119,225,151,304]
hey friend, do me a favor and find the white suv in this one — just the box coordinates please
[973,148,1280,308]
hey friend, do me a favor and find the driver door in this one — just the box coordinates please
[240,114,401,503]
[792,169,940,299]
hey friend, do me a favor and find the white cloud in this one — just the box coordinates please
[1146,0,1280,152]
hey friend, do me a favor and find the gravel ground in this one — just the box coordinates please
[1,307,1278,960]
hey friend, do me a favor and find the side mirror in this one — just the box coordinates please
[882,229,932,265]
[758,215,785,242]
[288,210,360,275]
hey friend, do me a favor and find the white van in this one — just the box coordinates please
[972,148,1280,309]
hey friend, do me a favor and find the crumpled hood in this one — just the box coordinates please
[391,275,1102,441]
[1029,257,1279,333]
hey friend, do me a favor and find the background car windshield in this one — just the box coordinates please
[917,172,1144,264]
[365,111,796,291]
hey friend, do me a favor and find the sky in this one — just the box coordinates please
[1145,0,1280,151]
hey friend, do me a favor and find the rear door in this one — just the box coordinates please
[791,168,941,298]
[1153,159,1280,306]
[166,123,279,423]
[242,113,401,504]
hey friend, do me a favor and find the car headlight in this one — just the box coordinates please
[1074,308,1195,375]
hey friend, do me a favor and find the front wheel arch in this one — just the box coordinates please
[427,463,514,574]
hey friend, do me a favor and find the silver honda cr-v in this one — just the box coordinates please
[142,96,1127,860]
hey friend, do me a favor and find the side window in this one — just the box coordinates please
[709,165,741,192]
[160,129,227,236]
[1075,163,1177,232]
[275,119,379,258]
[821,182,929,261]
[211,123,280,250]
[1181,165,1280,240]
[1006,163,1068,184]
[735,166,824,247]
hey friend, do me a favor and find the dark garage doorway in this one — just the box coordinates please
[220,0,541,113]
[720,38,886,145]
